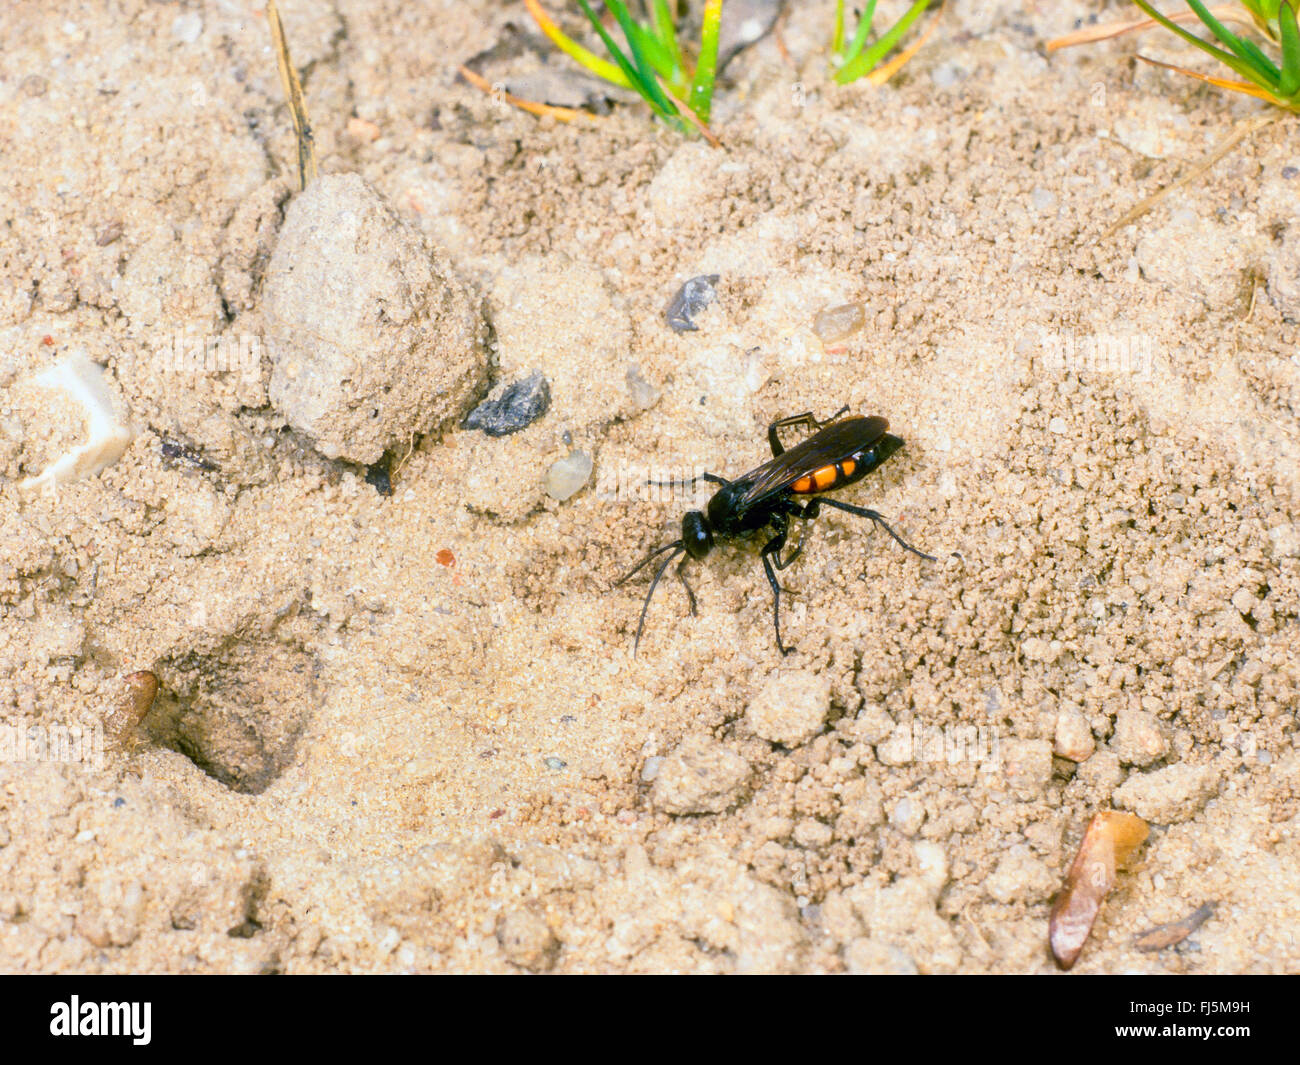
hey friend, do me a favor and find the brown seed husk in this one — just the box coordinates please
[1049,810,1149,970]
[105,670,158,749]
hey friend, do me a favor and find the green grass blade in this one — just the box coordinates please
[1185,0,1279,77]
[524,0,632,87]
[837,0,930,84]
[626,17,683,85]
[651,0,685,78]
[843,0,880,65]
[575,0,676,118]
[1279,0,1300,96]
[602,0,680,117]
[1235,35,1282,78]
[1131,0,1279,87]
[833,0,846,56]
[689,0,723,125]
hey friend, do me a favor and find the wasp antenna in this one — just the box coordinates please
[616,540,685,587]
[632,545,686,657]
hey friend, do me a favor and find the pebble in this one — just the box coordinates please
[665,274,719,333]
[812,301,866,343]
[263,174,486,464]
[649,735,749,815]
[1000,739,1054,793]
[462,371,551,437]
[171,12,202,43]
[1053,707,1095,762]
[793,818,833,849]
[1031,187,1057,212]
[497,907,559,972]
[984,844,1056,904]
[624,364,660,411]
[543,757,566,771]
[1111,706,1168,767]
[888,796,926,837]
[543,450,592,501]
[1113,762,1223,824]
[745,670,831,747]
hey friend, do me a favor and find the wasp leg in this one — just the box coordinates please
[676,555,698,616]
[766,406,852,456]
[769,500,818,568]
[644,472,729,489]
[803,498,935,561]
[759,515,793,655]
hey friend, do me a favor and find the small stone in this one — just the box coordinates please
[543,450,592,501]
[793,818,833,849]
[745,670,831,747]
[463,371,551,437]
[1230,586,1257,615]
[649,735,749,815]
[640,755,663,782]
[875,722,915,766]
[888,796,925,836]
[665,274,719,333]
[1000,739,1054,793]
[171,12,203,43]
[1113,762,1223,824]
[1111,706,1168,767]
[625,364,660,411]
[843,937,918,975]
[852,704,896,745]
[1054,707,1095,762]
[1074,749,1124,796]
[346,116,382,142]
[1031,187,1058,212]
[812,301,866,343]
[1048,416,1068,434]
[985,844,1056,904]
[264,174,485,464]
[543,757,566,771]
[497,907,559,971]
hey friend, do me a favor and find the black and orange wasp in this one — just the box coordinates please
[618,407,934,655]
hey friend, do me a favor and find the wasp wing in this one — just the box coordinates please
[730,416,889,509]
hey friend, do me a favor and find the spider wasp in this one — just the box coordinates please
[618,408,933,655]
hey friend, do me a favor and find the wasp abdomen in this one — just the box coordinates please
[791,457,857,495]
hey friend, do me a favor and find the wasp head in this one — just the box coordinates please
[681,511,714,559]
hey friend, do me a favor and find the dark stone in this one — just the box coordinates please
[665,274,720,333]
[365,458,392,496]
[463,371,551,436]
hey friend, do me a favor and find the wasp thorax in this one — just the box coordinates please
[681,511,714,559]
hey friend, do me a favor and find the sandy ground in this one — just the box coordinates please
[1,0,1298,973]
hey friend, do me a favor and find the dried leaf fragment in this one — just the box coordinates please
[105,670,158,749]
[1133,902,1215,953]
[1049,810,1149,970]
